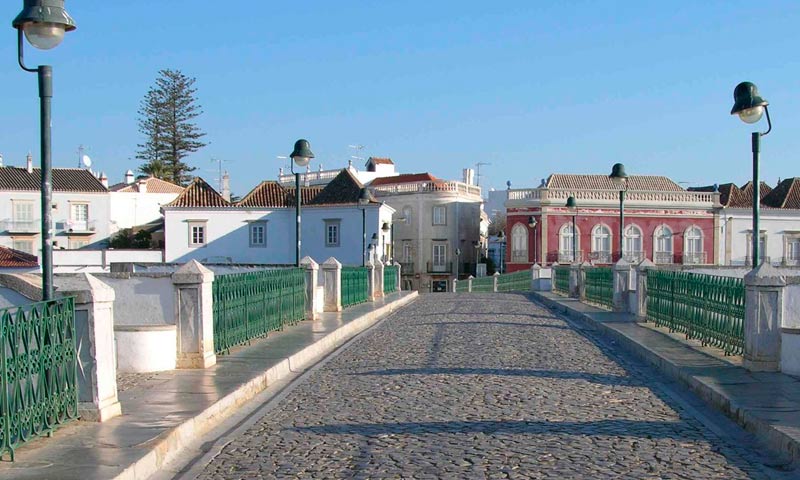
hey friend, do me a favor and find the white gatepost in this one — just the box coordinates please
[632,259,656,318]
[395,261,402,291]
[300,256,321,320]
[781,281,800,376]
[569,263,580,298]
[55,274,122,422]
[172,260,216,369]
[452,278,458,292]
[322,257,343,312]
[467,275,474,292]
[612,259,632,312]
[531,264,541,291]
[493,272,500,292]
[374,258,384,299]
[743,263,785,372]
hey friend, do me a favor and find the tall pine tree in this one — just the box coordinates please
[136,69,207,185]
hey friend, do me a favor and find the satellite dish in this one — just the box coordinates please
[81,155,92,168]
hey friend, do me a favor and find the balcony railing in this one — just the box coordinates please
[507,187,717,206]
[681,251,708,265]
[654,251,675,264]
[588,251,612,264]
[426,261,453,274]
[557,250,583,263]
[59,220,97,234]
[371,181,481,197]
[622,251,645,263]
[1,219,40,234]
[783,257,800,267]
[278,169,342,186]
[399,261,415,274]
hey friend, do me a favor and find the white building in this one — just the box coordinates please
[692,179,800,266]
[278,156,400,187]
[0,157,110,257]
[108,171,184,235]
[163,169,394,266]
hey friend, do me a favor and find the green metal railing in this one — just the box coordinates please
[553,266,570,295]
[383,265,398,294]
[455,279,468,292]
[470,275,494,292]
[341,266,369,307]
[585,267,613,309]
[496,271,530,292]
[647,270,744,356]
[1,298,78,461]
[212,268,305,355]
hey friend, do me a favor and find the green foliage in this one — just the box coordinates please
[109,228,153,249]
[482,255,497,275]
[132,230,153,249]
[137,69,207,186]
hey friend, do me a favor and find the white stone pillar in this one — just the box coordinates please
[744,263,785,372]
[172,260,216,369]
[569,263,580,298]
[322,257,342,312]
[531,263,541,291]
[492,271,500,292]
[781,282,800,376]
[578,262,591,301]
[467,275,474,292]
[366,259,377,301]
[613,259,632,312]
[632,259,656,318]
[374,258,384,299]
[55,273,122,422]
[300,256,320,320]
[395,261,402,291]
[452,278,458,292]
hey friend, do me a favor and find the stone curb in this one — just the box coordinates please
[115,291,419,480]
[532,291,800,464]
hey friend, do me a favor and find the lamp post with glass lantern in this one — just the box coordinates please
[730,82,772,267]
[566,196,578,262]
[528,216,537,264]
[289,139,314,267]
[455,247,461,279]
[358,188,370,266]
[497,231,506,273]
[13,0,76,300]
[609,163,629,261]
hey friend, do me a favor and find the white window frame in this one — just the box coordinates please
[324,219,341,247]
[785,234,800,265]
[653,224,673,264]
[12,200,35,222]
[511,223,528,263]
[249,221,267,248]
[188,220,207,248]
[432,205,447,226]
[591,224,612,262]
[402,241,412,262]
[559,223,580,262]
[623,224,643,261]
[684,225,705,264]
[745,230,768,265]
[12,238,34,255]
[432,243,447,269]
[68,238,90,250]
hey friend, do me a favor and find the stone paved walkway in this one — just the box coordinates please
[197,293,783,479]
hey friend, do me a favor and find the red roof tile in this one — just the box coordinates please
[546,174,684,191]
[164,177,230,208]
[0,246,39,268]
[237,181,289,207]
[369,173,438,186]
[369,157,394,165]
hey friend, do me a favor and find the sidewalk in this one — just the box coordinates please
[532,290,800,465]
[0,291,418,480]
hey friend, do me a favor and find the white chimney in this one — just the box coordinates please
[463,168,475,185]
[137,178,148,193]
[0,154,3,167]
[125,169,135,184]
[26,152,33,173]
[99,172,108,188]
[221,171,231,201]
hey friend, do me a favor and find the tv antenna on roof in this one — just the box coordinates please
[348,144,365,166]
[475,161,491,190]
[210,157,230,191]
[77,145,92,169]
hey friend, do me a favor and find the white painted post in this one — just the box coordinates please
[395,261,402,291]
[612,259,632,312]
[493,271,500,292]
[322,257,343,312]
[578,262,591,301]
[452,278,458,292]
[172,260,216,369]
[55,274,122,422]
[467,275,474,292]
[531,263,541,291]
[300,256,320,320]
[569,263,580,298]
[780,282,800,376]
[366,259,377,301]
[744,263,785,372]
[632,259,656,318]
[374,258,384,299]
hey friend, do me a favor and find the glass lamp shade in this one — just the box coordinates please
[358,188,370,206]
[737,106,764,124]
[528,216,537,228]
[23,22,66,50]
[292,156,311,167]
[290,139,314,167]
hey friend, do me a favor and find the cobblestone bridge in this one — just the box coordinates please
[195,293,786,479]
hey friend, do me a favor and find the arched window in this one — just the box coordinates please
[511,223,528,262]
[591,224,612,263]
[653,225,673,264]
[401,206,412,225]
[623,224,643,262]
[559,223,580,262]
[684,226,704,264]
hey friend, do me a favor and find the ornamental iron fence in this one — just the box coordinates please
[341,266,369,308]
[1,297,78,461]
[212,268,305,355]
[383,265,398,294]
[646,270,744,356]
[553,266,570,296]
[496,271,530,292]
[585,267,613,309]
[470,275,494,292]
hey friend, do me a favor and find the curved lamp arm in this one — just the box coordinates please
[761,106,772,137]
[18,29,37,73]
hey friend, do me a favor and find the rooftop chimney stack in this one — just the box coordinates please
[99,172,108,188]
[125,169,135,185]
[463,168,475,185]
[26,152,33,173]
[137,177,148,193]
[221,171,231,201]
[0,154,3,167]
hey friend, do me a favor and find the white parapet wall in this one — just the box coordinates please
[115,325,177,373]
[782,282,800,376]
[54,249,164,273]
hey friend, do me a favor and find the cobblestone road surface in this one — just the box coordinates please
[197,294,784,479]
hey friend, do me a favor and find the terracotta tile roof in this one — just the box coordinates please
[164,177,231,208]
[0,167,106,192]
[284,186,326,206]
[237,181,289,208]
[369,173,438,186]
[0,246,39,268]
[109,177,184,194]
[690,181,775,208]
[309,169,372,205]
[763,177,800,209]
[368,157,394,165]
[546,174,684,192]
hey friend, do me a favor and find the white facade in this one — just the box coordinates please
[720,208,800,266]
[109,190,181,234]
[163,204,394,266]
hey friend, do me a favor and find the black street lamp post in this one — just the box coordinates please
[358,188,370,266]
[528,216,537,264]
[455,247,461,279]
[13,0,76,301]
[497,231,506,274]
[566,196,578,262]
[289,139,314,267]
[730,82,772,267]
[609,163,629,262]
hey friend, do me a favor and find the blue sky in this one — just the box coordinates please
[1,1,798,196]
